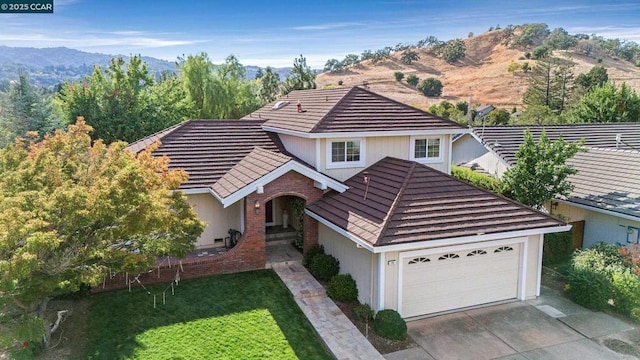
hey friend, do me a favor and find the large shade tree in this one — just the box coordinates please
[58,55,195,143]
[0,120,204,352]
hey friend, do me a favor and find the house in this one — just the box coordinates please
[452,124,640,249]
[474,104,494,122]
[127,87,569,318]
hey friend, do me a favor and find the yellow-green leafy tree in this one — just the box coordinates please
[0,120,204,354]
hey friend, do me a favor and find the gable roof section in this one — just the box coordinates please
[473,123,640,166]
[126,119,284,189]
[245,87,467,135]
[564,148,640,219]
[307,157,565,250]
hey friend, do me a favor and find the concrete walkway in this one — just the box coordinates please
[273,262,384,360]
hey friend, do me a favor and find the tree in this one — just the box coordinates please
[406,74,419,87]
[574,66,608,94]
[0,120,204,350]
[324,59,343,73]
[258,67,280,103]
[486,108,511,125]
[400,49,420,65]
[545,28,578,50]
[60,55,195,143]
[342,54,360,67]
[417,78,443,97]
[443,39,466,63]
[570,82,640,123]
[0,73,63,147]
[523,57,574,113]
[519,105,558,124]
[531,45,550,59]
[282,54,316,94]
[507,61,521,75]
[514,23,550,47]
[394,72,404,82]
[502,129,584,209]
[521,62,531,73]
[179,53,261,119]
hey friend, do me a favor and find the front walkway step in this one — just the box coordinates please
[273,263,384,360]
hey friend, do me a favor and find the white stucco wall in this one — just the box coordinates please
[318,224,374,306]
[451,134,508,177]
[556,202,640,248]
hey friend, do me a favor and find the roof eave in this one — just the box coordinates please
[556,198,640,222]
[305,209,376,252]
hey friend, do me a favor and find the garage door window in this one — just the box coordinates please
[495,246,514,253]
[408,257,431,264]
[438,253,460,260]
[467,249,487,256]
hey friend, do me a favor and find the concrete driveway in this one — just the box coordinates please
[385,289,637,360]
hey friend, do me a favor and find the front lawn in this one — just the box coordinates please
[85,270,331,360]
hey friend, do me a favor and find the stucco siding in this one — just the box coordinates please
[525,235,541,299]
[452,134,487,166]
[186,194,242,249]
[556,202,640,247]
[278,134,317,168]
[318,224,374,305]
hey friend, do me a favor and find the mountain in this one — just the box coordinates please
[316,28,640,110]
[0,46,294,87]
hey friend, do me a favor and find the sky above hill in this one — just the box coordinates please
[1,0,639,68]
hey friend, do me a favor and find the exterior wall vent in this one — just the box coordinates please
[272,100,290,110]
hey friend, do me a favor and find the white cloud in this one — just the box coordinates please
[292,22,362,31]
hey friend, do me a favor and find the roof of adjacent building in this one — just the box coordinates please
[307,157,565,247]
[471,123,640,165]
[565,148,640,218]
[244,86,467,134]
[126,120,284,189]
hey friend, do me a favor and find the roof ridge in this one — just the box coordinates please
[376,159,417,243]
[308,87,356,133]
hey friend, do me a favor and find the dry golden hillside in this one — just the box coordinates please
[316,29,640,110]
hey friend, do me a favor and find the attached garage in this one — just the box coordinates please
[398,239,524,318]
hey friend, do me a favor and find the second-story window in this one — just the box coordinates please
[327,139,365,168]
[411,136,442,162]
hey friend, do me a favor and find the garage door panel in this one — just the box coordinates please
[401,243,521,318]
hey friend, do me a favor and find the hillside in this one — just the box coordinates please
[0,46,294,87]
[316,29,640,110]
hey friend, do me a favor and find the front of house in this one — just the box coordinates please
[127,87,569,318]
[453,124,640,249]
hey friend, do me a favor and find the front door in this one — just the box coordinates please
[265,199,274,226]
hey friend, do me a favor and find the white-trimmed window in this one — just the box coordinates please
[326,138,365,168]
[410,136,443,163]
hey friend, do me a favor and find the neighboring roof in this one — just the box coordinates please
[244,86,467,135]
[212,147,292,199]
[307,157,565,248]
[126,120,284,189]
[472,123,640,165]
[564,148,640,219]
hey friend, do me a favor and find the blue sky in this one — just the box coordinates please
[1,0,639,67]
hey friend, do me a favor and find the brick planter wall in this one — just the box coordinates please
[95,170,324,292]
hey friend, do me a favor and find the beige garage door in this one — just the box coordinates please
[401,244,521,318]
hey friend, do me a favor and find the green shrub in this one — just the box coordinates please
[564,267,613,311]
[353,303,374,321]
[406,74,419,87]
[612,269,640,315]
[394,72,404,82]
[451,165,503,193]
[374,309,407,340]
[303,244,324,266]
[417,78,443,97]
[543,231,573,266]
[309,253,339,281]
[572,243,629,275]
[327,274,358,302]
[631,308,640,323]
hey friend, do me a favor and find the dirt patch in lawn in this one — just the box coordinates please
[334,301,417,355]
[35,297,89,360]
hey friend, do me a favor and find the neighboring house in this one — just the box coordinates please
[474,104,494,122]
[453,124,640,249]
[128,87,569,318]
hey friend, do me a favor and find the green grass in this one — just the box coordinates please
[85,270,332,360]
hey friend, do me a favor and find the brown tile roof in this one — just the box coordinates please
[125,120,284,189]
[565,148,640,218]
[212,147,292,199]
[307,157,565,247]
[472,123,640,165]
[244,87,466,134]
